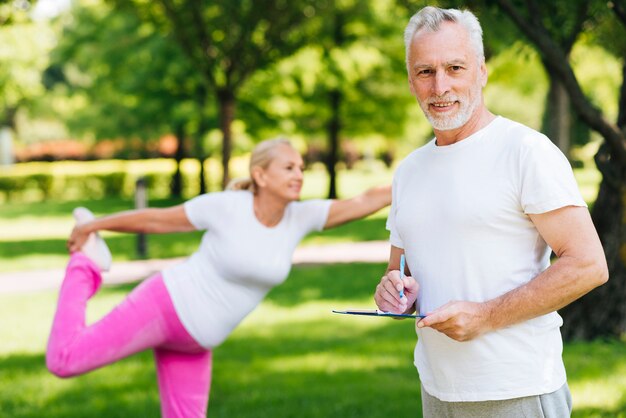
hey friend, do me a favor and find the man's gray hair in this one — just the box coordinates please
[404,6,484,67]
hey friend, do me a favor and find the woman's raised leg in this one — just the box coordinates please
[46,262,201,378]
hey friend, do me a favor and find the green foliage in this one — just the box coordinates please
[0,15,54,131]
[0,264,625,416]
[241,0,415,150]
[0,160,181,202]
[48,0,208,146]
[0,0,32,26]
[484,42,547,129]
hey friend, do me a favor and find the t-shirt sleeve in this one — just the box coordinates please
[183,191,234,230]
[292,199,333,233]
[386,173,404,249]
[519,135,587,214]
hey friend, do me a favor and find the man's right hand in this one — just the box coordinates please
[374,270,419,315]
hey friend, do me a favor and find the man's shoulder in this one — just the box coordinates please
[493,117,545,141]
[396,140,434,171]
[490,117,552,151]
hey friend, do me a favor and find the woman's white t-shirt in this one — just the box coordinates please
[387,116,587,402]
[162,191,331,348]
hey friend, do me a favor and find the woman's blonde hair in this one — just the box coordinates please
[226,138,294,192]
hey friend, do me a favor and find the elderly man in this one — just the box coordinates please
[374,6,608,417]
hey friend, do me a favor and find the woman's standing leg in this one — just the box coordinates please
[154,348,212,418]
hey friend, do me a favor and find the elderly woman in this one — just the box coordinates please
[46,138,391,418]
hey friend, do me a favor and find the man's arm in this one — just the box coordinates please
[418,205,608,341]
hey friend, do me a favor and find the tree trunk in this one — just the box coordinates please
[543,76,571,159]
[560,144,626,339]
[326,89,341,199]
[560,62,626,340]
[617,61,626,130]
[170,122,186,198]
[217,89,235,190]
[325,9,344,199]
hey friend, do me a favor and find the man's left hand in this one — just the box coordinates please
[417,301,493,342]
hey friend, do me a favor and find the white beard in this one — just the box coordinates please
[419,82,483,131]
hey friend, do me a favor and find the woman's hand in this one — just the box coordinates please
[67,223,92,254]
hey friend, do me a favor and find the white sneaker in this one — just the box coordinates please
[73,207,112,272]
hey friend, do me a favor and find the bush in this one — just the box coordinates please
[96,172,127,197]
[0,159,195,202]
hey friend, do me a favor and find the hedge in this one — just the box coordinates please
[0,158,234,202]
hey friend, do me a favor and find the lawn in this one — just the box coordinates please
[0,159,614,416]
[0,262,625,417]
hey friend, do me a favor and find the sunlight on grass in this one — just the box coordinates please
[565,340,626,415]
[263,352,406,374]
[1,263,626,417]
[572,379,626,410]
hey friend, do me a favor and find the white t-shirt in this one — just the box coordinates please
[387,116,586,402]
[162,191,331,348]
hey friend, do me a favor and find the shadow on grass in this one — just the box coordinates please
[564,339,626,383]
[0,323,420,418]
[3,263,624,417]
[0,351,161,418]
[572,399,626,418]
[0,232,203,265]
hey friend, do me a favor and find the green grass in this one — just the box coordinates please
[0,263,625,417]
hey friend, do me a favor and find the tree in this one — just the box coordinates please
[0,3,54,159]
[491,0,626,340]
[242,0,413,197]
[0,0,32,26]
[112,0,326,189]
[48,0,213,196]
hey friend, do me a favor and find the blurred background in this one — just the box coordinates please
[0,0,625,416]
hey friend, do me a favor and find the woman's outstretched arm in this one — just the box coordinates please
[67,205,195,252]
[323,184,391,230]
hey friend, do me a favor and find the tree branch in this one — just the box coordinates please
[495,0,626,164]
[157,0,216,89]
[563,1,589,53]
[609,0,626,26]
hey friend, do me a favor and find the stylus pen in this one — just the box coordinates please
[399,254,405,299]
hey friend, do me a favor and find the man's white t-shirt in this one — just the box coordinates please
[387,116,586,402]
[162,191,331,348]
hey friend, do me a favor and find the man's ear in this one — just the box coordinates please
[251,166,265,188]
[480,60,488,88]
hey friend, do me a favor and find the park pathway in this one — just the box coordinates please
[0,240,390,294]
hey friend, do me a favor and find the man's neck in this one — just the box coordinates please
[434,107,496,146]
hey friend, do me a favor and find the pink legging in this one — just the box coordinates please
[46,253,212,418]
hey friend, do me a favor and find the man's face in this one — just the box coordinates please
[407,21,487,131]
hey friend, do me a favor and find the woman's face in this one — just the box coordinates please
[255,144,304,202]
